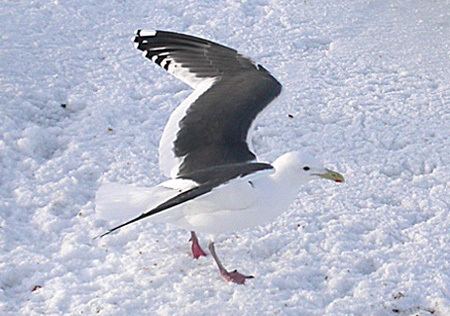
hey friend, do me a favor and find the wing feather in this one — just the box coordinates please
[133,30,282,178]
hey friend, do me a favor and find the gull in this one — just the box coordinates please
[96,30,344,284]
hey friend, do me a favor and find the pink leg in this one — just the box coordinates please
[190,231,207,259]
[208,241,254,284]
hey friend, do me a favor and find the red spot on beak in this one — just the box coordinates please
[335,179,343,183]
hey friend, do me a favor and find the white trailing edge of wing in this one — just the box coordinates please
[158,78,217,178]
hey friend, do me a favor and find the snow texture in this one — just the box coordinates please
[1,0,449,315]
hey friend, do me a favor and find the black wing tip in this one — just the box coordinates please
[93,229,115,239]
[134,29,158,38]
[134,29,186,42]
[133,29,158,50]
[133,29,229,50]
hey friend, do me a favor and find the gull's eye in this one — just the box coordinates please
[303,166,310,171]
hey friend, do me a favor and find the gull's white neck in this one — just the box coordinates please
[268,153,308,213]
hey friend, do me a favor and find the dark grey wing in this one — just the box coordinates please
[174,71,281,176]
[134,30,282,178]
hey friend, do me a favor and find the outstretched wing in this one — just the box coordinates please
[134,30,282,178]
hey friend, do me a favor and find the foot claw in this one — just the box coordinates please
[220,269,254,284]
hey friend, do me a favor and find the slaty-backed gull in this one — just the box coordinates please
[96,30,344,284]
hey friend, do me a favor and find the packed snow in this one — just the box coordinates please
[1,0,449,315]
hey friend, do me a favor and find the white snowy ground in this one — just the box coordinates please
[1,0,449,315]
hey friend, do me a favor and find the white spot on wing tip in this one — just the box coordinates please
[138,30,157,37]
[161,59,171,69]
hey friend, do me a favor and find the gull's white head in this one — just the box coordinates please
[272,151,345,185]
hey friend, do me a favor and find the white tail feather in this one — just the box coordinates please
[95,182,175,223]
[95,179,198,225]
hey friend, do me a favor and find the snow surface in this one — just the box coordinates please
[1,0,449,315]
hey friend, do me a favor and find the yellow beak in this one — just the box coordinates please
[316,168,345,183]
